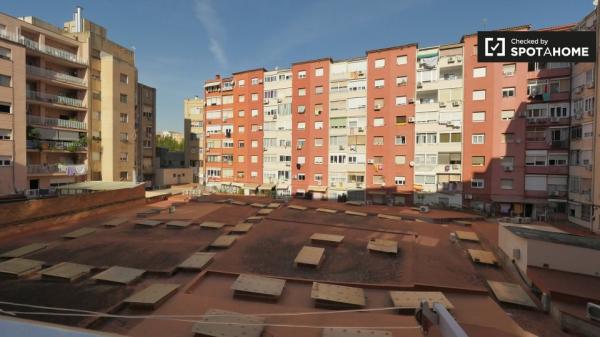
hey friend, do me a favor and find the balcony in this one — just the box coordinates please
[26,65,86,87]
[27,115,87,130]
[437,182,463,193]
[27,163,87,176]
[26,90,85,109]
[0,29,87,65]
[27,140,87,152]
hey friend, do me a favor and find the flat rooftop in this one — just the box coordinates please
[505,225,600,251]
[0,195,574,337]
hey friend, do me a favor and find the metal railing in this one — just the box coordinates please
[26,65,86,86]
[26,90,84,108]
[27,114,86,130]
[27,163,87,175]
[0,29,87,65]
[27,140,87,152]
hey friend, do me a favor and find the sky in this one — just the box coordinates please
[3,0,596,132]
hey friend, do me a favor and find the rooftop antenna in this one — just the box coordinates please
[482,18,488,30]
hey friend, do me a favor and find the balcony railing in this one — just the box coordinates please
[27,115,87,130]
[27,163,85,175]
[26,90,84,108]
[0,29,87,65]
[27,140,87,152]
[26,65,86,86]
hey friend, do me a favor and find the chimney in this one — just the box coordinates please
[215,74,221,80]
[73,6,83,33]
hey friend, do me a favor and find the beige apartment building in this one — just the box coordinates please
[184,96,205,183]
[136,83,156,184]
[0,8,141,197]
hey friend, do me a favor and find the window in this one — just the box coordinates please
[525,175,547,191]
[119,94,127,103]
[297,105,306,114]
[120,152,128,161]
[298,88,306,96]
[472,111,485,122]
[238,95,245,102]
[548,153,568,166]
[315,68,324,77]
[472,134,485,144]
[395,155,406,165]
[120,73,128,84]
[314,174,322,182]
[473,67,486,78]
[251,140,258,148]
[119,113,128,123]
[314,121,324,130]
[0,129,11,140]
[502,87,515,97]
[315,86,323,95]
[120,132,128,142]
[251,109,258,117]
[297,122,306,130]
[396,76,408,86]
[314,104,323,115]
[251,77,259,85]
[119,172,128,181]
[503,64,516,76]
[238,79,245,86]
[374,79,384,88]
[251,93,258,101]
[416,133,437,144]
[298,71,307,79]
[373,175,385,185]
[298,173,306,181]
[472,156,485,166]
[313,156,325,164]
[395,176,406,185]
[314,138,323,147]
[373,118,385,127]
[251,155,258,163]
[415,175,436,185]
[501,133,515,143]
[396,55,407,65]
[373,136,384,145]
[0,47,11,60]
[374,98,384,110]
[526,150,547,166]
[395,135,406,145]
[238,125,245,133]
[500,179,513,190]
[501,110,514,120]
[375,58,385,68]
[472,90,486,101]
[395,116,407,124]
[0,102,11,114]
[471,179,485,188]
[395,96,407,106]
[439,132,461,143]
[549,103,569,118]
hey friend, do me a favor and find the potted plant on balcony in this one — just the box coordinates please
[27,127,44,150]
[67,134,88,152]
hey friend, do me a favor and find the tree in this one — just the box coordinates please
[156,135,183,152]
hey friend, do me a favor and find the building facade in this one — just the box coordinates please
[183,96,204,183]
[199,14,600,232]
[0,8,145,197]
[135,82,155,185]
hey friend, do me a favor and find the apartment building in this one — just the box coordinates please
[413,44,464,207]
[569,11,597,230]
[328,58,368,200]
[135,82,155,185]
[0,12,89,195]
[199,12,600,232]
[365,44,417,205]
[183,96,205,183]
[291,59,331,199]
[262,68,293,197]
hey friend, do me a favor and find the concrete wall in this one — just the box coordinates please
[154,167,193,187]
[0,184,144,226]
[498,224,530,273]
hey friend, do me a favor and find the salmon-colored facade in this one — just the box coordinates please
[365,45,417,204]
[291,59,331,198]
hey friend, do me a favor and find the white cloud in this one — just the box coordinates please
[194,0,228,68]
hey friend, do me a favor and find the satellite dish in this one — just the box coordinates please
[409,161,415,167]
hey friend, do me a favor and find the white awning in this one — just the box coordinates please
[307,185,327,193]
[204,81,220,88]
[258,184,275,191]
[276,183,290,190]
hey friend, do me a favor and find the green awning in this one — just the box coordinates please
[417,51,439,59]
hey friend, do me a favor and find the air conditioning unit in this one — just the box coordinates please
[272,114,278,119]
[408,98,415,104]
[358,127,365,133]
[417,82,423,88]
[447,57,455,64]
[550,191,560,196]
[367,159,375,164]
[439,102,447,108]
[456,57,462,63]
[357,71,365,77]
[575,86,584,93]
[258,79,263,84]
[264,100,269,105]
[504,166,514,172]
[257,126,263,131]
[452,100,460,107]
[407,117,415,123]
[315,110,322,115]
[587,303,600,322]
[374,105,382,111]
[339,145,345,150]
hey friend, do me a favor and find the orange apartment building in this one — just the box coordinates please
[366,44,417,205]
[200,12,600,232]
